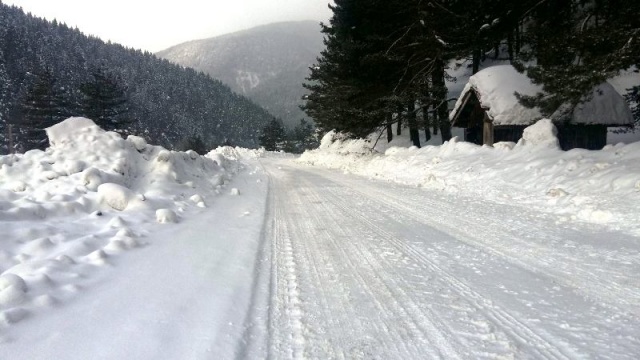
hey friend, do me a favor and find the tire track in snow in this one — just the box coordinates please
[314,177,573,359]
[265,165,460,359]
[299,186,448,359]
[306,164,640,358]
[289,188,410,359]
[270,199,307,360]
[332,172,640,315]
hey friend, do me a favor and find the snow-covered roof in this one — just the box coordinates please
[449,65,634,126]
[571,83,634,125]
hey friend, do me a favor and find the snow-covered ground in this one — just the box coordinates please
[1,118,640,359]
[0,118,271,358]
[300,123,640,237]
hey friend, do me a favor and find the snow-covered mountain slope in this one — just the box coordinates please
[157,21,325,128]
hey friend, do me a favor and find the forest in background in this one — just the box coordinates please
[0,2,276,154]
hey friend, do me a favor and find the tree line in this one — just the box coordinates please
[259,118,319,153]
[303,0,640,147]
[0,2,275,154]
[7,67,128,151]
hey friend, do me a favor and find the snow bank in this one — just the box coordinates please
[519,119,560,148]
[0,117,250,332]
[300,127,640,234]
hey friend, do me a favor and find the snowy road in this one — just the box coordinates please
[256,158,640,359]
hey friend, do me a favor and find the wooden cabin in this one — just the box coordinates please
[449,66,633,150]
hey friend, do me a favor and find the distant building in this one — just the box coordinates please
[449,65,633,150]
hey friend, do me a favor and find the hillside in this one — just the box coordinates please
[157,21,325,128]
[0,3,275,153]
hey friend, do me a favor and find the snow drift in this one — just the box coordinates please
[0,117,252,335]
[299,125,640,234]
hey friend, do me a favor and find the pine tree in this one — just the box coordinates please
[516,0,640,119]
[0,50,11,153]
[79,67,130,132]
[176,134,208,155]
[288,119,319,153]
[259,118,287,151]
[18,68,70,150]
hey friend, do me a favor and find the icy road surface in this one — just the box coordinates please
[255,158,640,359]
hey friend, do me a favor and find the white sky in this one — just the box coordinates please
[3,0,333,52]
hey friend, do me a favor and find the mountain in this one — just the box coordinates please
[0,3,274,153]
[157,21,325,128]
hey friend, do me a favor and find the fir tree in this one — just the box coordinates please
[516,0,640,119]
[0,50,11,153]
[288,119,319,153]
[176,134,209,155]
[259,118,287,151]
[18,68,70,150]
[79,68,130,132]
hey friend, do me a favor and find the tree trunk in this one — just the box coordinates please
[423,106,432,143]
[7,124,14,154]
[386,113,393,143]
[483,113,494,146]
[515,22,521,55]
[396,103,403,135]
[407,97,420,148]
[421,85,431,143]
[507,29,514,62]
[432,59,452,143]
[473,47,481,74]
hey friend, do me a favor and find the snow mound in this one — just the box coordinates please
[0,117,253,332]
[0,274,28,308]
[97,183,139,211]
[46,117,98,147]
[156,209,178,223]
[519,119,560,149]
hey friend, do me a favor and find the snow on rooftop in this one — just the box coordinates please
[571,82,634,125]
[450,65,543,125]
[450,65,633,126]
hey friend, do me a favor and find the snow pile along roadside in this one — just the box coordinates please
[299,123,640,234]
[0,118,242,334]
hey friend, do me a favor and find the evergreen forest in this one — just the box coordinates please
[304,0,640,147]
[0,2,275,154]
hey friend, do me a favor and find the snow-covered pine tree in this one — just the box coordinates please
[79,68,130,133]
[516,0,640,119]
[19,68,70,150]
[0,50,11,153]
[259,118,287,151]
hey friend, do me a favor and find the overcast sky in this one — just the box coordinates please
[3,0,333,52]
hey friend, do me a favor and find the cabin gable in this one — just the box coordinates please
[449,66,633,150]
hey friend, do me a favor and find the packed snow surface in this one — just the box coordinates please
[300,127,640,235]
[1,118,640,359]
[450,65,633,126]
